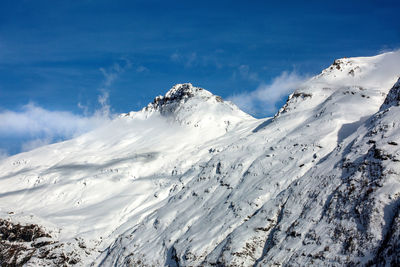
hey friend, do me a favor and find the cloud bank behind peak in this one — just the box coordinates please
[228,71,308,116]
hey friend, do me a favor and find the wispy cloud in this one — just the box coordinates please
[0,58,137,156]
[0,100,113,155]
[233,64,260,82]
[228,71,308,116]
[99,58,132,87]
[170,52,198,67]
[96,58,133,117]
[0,103,110,139]
[171,51,225,69]
[97,89,111,117]
[136,65,149,73]
[170,52,180,62]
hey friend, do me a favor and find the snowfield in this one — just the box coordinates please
[1,51,400,266]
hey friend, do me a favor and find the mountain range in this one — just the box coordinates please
[1,51,400,266]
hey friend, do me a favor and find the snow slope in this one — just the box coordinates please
[0,51,400,266]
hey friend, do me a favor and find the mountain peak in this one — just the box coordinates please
[165,83,205,99]
[135,83,253,132]
[144,83,224,115]
[314,51,400,88]
[317,56,368,80]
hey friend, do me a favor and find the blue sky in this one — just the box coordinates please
[0,0,400,156]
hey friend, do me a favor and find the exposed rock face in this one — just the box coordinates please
[0,219,82,266]
[381,78,400,110]
[148,83,205,112]
[144,83,225,116]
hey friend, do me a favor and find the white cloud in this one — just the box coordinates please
[0,58,135,155]
[97,90,111,117]
[96,58,134,118]
[99,67,118,87]
[0,103,111,152]
[77,102,89,115]
[229,71,308,116]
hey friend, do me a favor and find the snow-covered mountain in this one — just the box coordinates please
[1,51,400,266]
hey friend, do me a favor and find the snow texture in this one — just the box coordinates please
[0,51,400,266]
